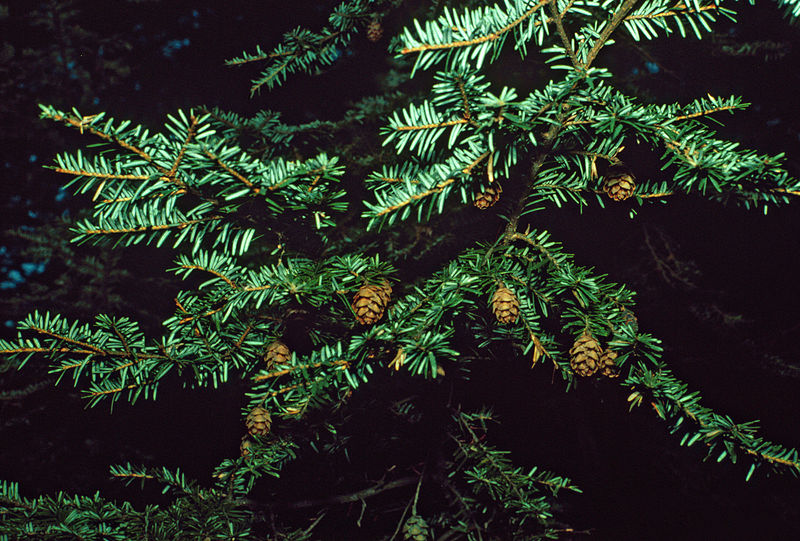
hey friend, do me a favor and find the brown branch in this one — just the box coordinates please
[400,0,548,55]
[87,382,142,397]
[204,149,260,194]
[463,151,491,175]
[549,0,581,69]
[165,115,200,180]
[227,50,293,66]
[234,325,253,349]
[99,189,187,205]
[625,3,718,21]
[456,76,472,120]
[375,151,490,217]
[395,118,468,132]
[243,283,274,292]
[638,191,675,198]
[283,476,418,509]
[665,104,741,124]
[110,321,134,360]
[249,33,342,94]
[585,0,640,69]
[47,112,172,177]
[267,382,308,398]
[253,359,350,382]
[374,176,458,217]
[177,306,225,325]
[745,448,800,468]
[80,215,223,235]
[52,168,149,181]
[178,264,240,288]
[27,326,107,356]
[111,472,155,479]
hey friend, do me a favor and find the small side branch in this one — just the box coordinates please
[283,476,418,509]
[400,0,548,55]
[204,149,260,194]
[549,0,581,69]
[585,0,640,69]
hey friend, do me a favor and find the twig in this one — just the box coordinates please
[585,0,640,69]
[283,476,418,509]
[549,0,581,69]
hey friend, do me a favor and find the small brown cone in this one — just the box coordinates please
[602,163,636,201]
[352,281,391,325]
[403,514,430,541]
[473,184,502,209]
[264,340,290,369]
[240,436,253,458]
[598,348,620,378]
[366,19,383,42]
[245,406,272,437]
[491,286,520,324]
[569,332,602,377]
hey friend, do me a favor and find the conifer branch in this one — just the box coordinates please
[253,359,350,382]
[399,0,548,55]
[549,0,581,69]
[5,2,800,538]
[97,190,188,204]
[51,168,149,180]
[625,3,719,21]
[282,476,419,510]
[44,110,180,183]
[628,364,800,477]
[394,118,469,132]
[165,114,200,180]
[87,381,145,398]
[374,177,458,216]
[27,325,108,355]
[80,215,224,236]
[585,0,641,69]
[178,264,240,289]
[203,148,261,194]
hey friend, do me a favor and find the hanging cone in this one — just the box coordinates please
[491,286,520,324]
[264,340,290,369]
[366,19,383,42]
[602,163,636,201]
[598,348,620,378]
[569,332,602,377]
[352,281,392,325]
[240,436,253,458]
[403,514,430,541]
[473,184,502,209]
[245,406,272,437]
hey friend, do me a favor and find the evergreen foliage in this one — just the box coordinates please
[2,0,800,538]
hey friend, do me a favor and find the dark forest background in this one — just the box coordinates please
[1,0,800,538]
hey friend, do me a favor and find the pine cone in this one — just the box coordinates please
[602,163,636,201]
[366,19,383,42]
[491,286,519,324]
[352,281,392,325]
[569,332,602,377]
[473,184,502,209]
[598,348,620,378]
[245,406,272,437]
[264,340,290,369]
[240,436,253,458]
[403,514,430,541]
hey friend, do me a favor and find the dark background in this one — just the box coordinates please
[1,1,800,539]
